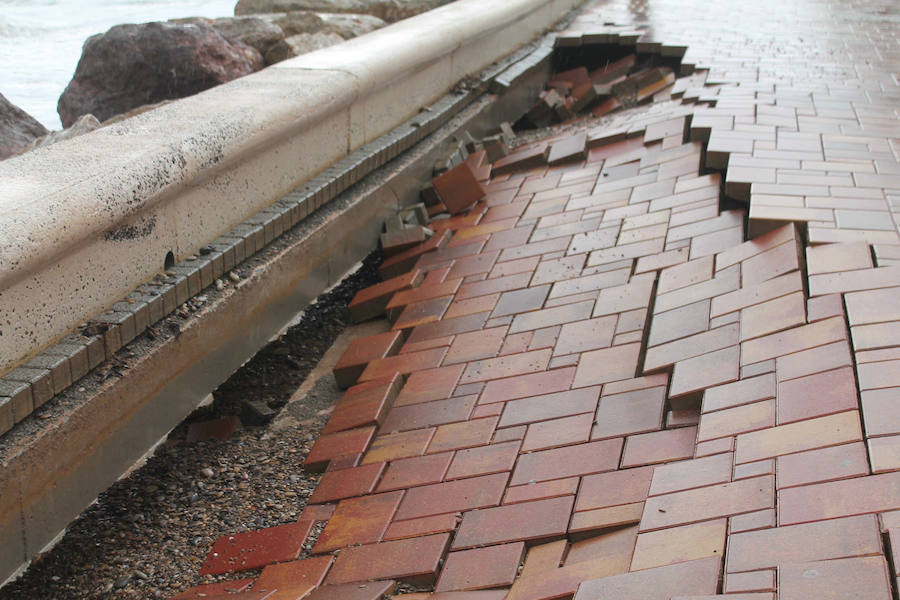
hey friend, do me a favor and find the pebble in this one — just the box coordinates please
[228,271,241,282]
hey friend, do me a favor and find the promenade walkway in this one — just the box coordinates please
[175,0,900,597]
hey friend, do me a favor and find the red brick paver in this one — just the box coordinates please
[176,0,900,595]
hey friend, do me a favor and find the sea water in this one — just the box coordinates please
[0,0,238,129]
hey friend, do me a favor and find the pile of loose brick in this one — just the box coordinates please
[169,0,900,597]
[523,55,675,127]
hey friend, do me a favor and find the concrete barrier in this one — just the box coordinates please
[0,0,582,375]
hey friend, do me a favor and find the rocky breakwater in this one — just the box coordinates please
[57,21,263,127]
[0,92,49,159]
[234,0,455,23]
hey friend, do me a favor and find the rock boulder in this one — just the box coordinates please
[18,114,102,156]
[57,22,264,127]
[0,92,48,160]
[235,0,454,23]
[264,31,345,64]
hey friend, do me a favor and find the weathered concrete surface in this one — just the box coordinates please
[0,0,581,376]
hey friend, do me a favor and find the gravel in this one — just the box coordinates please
[0,252,381,600]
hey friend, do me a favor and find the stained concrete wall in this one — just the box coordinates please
[0,0,582,374]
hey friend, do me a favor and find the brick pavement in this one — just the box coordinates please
[174,0,900,597]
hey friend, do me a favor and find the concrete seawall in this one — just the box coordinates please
[0,0,581,375]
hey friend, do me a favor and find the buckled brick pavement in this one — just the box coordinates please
[173,0,900,597]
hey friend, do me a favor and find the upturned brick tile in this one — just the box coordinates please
[376,452,453,493]
[570,503,645,533]
[452,495,574,550]
[658,255,713,294]
[779,556,893,600]
[869,435,900,473]
[305,426,377,471]
[548,132,588,166]
[734,410,862,464]
[506,544,631,600]
[394,472,508,521]
[395,364,464,407]
[844,286,900,327]
[861,388,900,437]
[631,518,727,571]
[640,476,774,532]
[508,299,594,334]
[456,272,531,301]
[323,375,401,435]
[459,349,551,385]
[380,394,476,433]
[444,439,520,480]
[332,330,404,389]
[432,163,486,214]
[592,386,666,440]
[479,366,575,405]
[593,273,655,317]
[349,270,424,323]
[729,508,776,534]
[435,542,525,592]
[406,312,491,345]
[324,533,449,585]
[358,347,447,383]
[775,340,852,382]
[776,366,858,424]
[520,539,567,578]
[305,581,396,600]
[312,491,403,553]
[392,298,453,333]
[575,466,655,512]
[553,316,617,355]
[253,555,332,594]
[427,417,498,453]
[362,428,435,464]
[444,293,500,320]
[807,293,845,322]
[443,326,507,365]
[383,512,458,541]
[200,520,314,575]
[572,342,641,388]
[778,471,900,525]
[711,270,803,318]
[649,452,733,496]
[739,291,806,342]
[808,266,900,297]
[806,240,874,275]
[734,459,774,481]
[511,438,623,486]
[309,462,386,504]
[504,477,579,505]
[572,556,721,600]
[724,570,775,594]
[498,386,599,428]
[726,514,882,573]
[697,400,775,441]
[491,285,550,318]
[703,373,775,413]
[493,145,550,176]
[522,412,593,452]
[645,323,740,372]
[670,345,740,400]
[648,300,710,347]
[857,359,900,391]
[621,426,698,468]
[380,231,452,279]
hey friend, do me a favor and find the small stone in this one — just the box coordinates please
[229,271,241,282]
[216,279,225,290]
[200,467,214,478]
